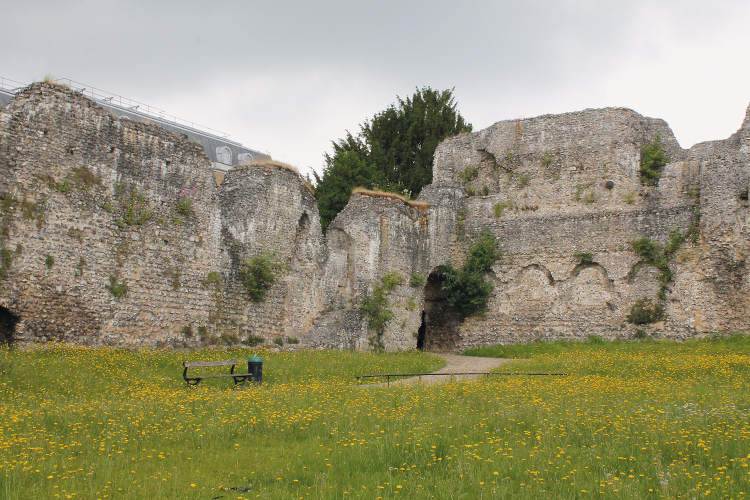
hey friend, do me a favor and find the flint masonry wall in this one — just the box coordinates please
[422,106,750,349]
[304,193,431,350]
[2,82,749,350]
[0,83,221,345]
[217,163,327,341]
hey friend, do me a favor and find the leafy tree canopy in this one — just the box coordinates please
[313,87,472,231]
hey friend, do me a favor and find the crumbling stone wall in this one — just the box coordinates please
[0,83,221,345]
[304,193,432,350]
[216,163,327,342]
[422,105,750,348]
[1,82,748,350]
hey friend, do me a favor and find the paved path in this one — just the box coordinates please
[360,354,512,387]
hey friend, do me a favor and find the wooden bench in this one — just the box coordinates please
[182,360,254,388]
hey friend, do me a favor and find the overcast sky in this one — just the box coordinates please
[3,0,749,179]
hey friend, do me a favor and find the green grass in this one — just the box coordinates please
[1,338,750,499]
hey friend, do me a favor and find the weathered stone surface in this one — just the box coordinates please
[1,83,748,350]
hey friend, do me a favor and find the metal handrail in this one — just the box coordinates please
[0,77,26,93]
[54,78,234,142]
[356,371,569,386]
[0,76,236,143]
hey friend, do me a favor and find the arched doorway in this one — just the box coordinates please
[0,306,19,344]
[417,269,461,352]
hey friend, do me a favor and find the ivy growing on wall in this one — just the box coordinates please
[640,134,670,185]
[360,271,403,351]
[440,229,500,318]
[239,251,288,302]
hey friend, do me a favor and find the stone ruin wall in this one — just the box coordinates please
[0,83,221,345]
[217,163,328,341]
[425,106,750,349]
[0,84,330,347]
[1,82,749,350]
[304,193,432,350]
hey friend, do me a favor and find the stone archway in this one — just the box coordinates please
[0,306,19,345]
[417,269,462,352]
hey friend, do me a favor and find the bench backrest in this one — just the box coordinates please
[183,360,239,368]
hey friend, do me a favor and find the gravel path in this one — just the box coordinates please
[360,354,512,387]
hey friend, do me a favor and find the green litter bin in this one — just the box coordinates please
[247,356,263,385]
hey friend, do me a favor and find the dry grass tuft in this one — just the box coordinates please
[38,74,69,89]
[351,187,430,210]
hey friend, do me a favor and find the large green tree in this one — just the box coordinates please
[313,87,472,231]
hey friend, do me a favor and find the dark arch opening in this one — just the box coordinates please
[417,269,461,352]
[416,311,426,350]
[0,306,19,345]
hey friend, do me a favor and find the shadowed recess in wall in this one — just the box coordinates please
[418,269,461,352]
[0,306,18,344]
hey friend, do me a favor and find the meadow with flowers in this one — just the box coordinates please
[1,335,750,499]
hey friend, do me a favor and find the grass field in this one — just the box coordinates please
[1,336,749,499]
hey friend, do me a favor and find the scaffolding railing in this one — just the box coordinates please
[0,77,27,94]
[0,76,236,144]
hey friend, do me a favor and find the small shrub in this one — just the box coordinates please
[540,151,553,167]
[481,184,489,196]
[640,134,669,185]
[634,328,649,340]
[632,237,662,263]
[583,191,597,204]
[239,251,288,301]
[220,332,240,346]
[181,324,195,338]
[409,272,426,288]
[574,252,594,265]
[493,200,513,218]
[201,271,222,289]
[44,254,54,269]
[119,189,153,226]
[441,229,500,318]
[1,248,14,270]
[407,298,416,310]
[0,193,13,211]
[627,299,664,325]
[75,257,85,277]
[175,197,193,215]
[458,166,479,183]
[465,184,475,197]
[102,200,115,212]
[381,271,403,289]
[243,334,265,347]
[273,337,284,347]
[664,229,685,256]
[360,270,403,351]
[54,180,71,193]
[21,198,43,221]
[70,166,102,190]
[286,337,300,344]
[519,174,530,186]
[105,276,128,298]
[623,191,636,204]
